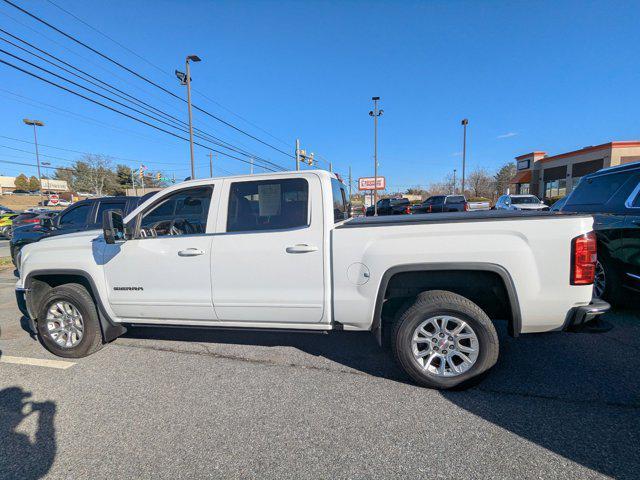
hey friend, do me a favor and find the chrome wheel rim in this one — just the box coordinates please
[45,301,84,348]
[411,315,479,377]
[593,261,606,298]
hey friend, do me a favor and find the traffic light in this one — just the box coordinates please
[139,166,144,178]
[307,152,314,166]
[156,172,161,181]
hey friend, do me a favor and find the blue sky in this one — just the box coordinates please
[1,0,639,191]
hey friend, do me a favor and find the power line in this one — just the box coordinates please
[0,29,286,169]
[0,58,282,173]
[2,0,295,159]
[45,0,293,148]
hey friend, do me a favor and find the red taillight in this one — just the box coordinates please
[405,206,411,214]
[428,205,432,213]
[24,218,39,223]
[464,203,469,211]
[571,231,597,285]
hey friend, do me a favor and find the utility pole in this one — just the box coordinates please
[176,55,201,180]
[461,118,469,195]
[348,165,352,201]
[208,151,213,177]
[23,118,44,204]
[329,161,333,172]
[452,169,457,194]
[369,97,383,216]
[295,139,300,171]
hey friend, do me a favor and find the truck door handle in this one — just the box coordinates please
[178,248,205,257]
[286,244,318,254]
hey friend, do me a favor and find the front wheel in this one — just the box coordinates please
[392,290,499,389]
[36,283,103,358]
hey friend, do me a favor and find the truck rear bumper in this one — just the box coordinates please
[563,298,610,331]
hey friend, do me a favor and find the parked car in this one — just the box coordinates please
[365,197,412,216]
[559,162,640,305]
[550,197,568,212]
[0,213,18,238]
[495,194,549,211]
[10,211,49,231]
[10,196,141,265]
[12,189,32,195]
[412,195,468,214]
[15,171,607,390]
[1,190,14,196]
[0,204,15,215]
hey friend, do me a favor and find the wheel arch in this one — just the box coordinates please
[372,263,522,345]
[24,269,126,342]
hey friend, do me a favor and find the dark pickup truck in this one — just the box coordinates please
[365,197,412,216]
[560,162,640,306]
[11,195,141,264]
[412,195,468,214]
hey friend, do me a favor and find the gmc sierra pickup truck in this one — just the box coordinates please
[15,170,608,389]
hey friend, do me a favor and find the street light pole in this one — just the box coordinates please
[369,97,383,216]
[452,168,457,194]
[176,55,201,180]
[23,118,44,204]
[461,118,469,195]
[208,151,213,177]
[295,139,300,171]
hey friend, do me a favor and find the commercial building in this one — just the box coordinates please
[0,176,69,194]
[510,141,640,199]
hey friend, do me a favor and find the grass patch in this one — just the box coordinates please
[0,256,13,270]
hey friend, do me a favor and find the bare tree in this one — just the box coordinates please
[467,167,493,198]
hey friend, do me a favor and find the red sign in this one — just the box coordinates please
[48,193,59,206]
[358,177,386,191]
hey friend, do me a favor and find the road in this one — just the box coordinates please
[0,267,638,479]
[0,239,9,258]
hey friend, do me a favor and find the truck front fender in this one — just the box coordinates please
[23,269,126,343]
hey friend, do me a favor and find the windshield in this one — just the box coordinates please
[511,196,541,204]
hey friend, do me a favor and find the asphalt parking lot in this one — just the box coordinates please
[0,267,638,479]
[0,240,10,258]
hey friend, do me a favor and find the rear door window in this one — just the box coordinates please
[227,178,308,232]
[446,196,465,204]
[59,204,91,226]
[568,172,629,206]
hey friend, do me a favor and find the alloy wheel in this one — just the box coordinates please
[411,315,479,377]
[45,301,84,348]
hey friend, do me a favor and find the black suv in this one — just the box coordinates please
[560,162,640,305]
[412,195,468,214]
[365,197,412,216]
[10,196,141,264]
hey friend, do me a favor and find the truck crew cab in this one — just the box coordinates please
[15,171,608,389]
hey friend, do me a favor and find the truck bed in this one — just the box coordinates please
[340,210,591,228]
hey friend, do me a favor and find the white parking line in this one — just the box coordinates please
[0,355,75,369]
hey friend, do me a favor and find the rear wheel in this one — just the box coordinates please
[594,258,622,307]
[36,283,103,358]
[392,290,499,389]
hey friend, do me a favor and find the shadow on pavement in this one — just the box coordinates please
[0,386,57,480]
[124,310,640,479]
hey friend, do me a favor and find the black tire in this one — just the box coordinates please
[392,290,499,390]
[594,258,623,307]
[36,283,103,358]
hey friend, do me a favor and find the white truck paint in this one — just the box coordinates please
[15,170,607,388]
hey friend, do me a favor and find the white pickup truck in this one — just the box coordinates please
[15,170,608,389]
